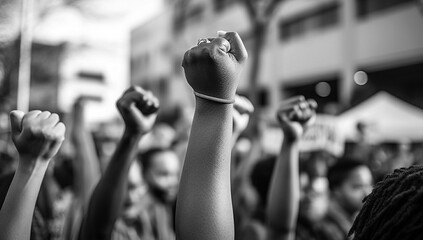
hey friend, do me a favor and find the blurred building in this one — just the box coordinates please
[130,0,423,117]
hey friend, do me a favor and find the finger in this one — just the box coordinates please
[38,111,52,120]
[221,32,248,63]
[293,105,303,121]
[53,122,66,140]
[278,96,306,112]
[21,110,42,128]
[197,38,210,46]
[143,100,160,115]
[43,113,60,127]
[211,37,231,53]
[118,91,144,109]
[285,95,305,105]
[9,110,25,133]
[135,91,160,115]
[298,101,308,110]
[121,85,146,97]
[307,99,318,110]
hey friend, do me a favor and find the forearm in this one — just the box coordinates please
[176,98,234,240]
[267,140,299,239]
[73,128,101,208]
[0,157,49,240]
[80,130,142,240]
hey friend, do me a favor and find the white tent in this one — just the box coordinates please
[338,91,423,142]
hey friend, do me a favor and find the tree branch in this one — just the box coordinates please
[265,0,284,17]
[242,0,257,19]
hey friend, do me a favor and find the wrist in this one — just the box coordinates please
[194,91,235,104]
[282,136,300,146]
[17,155,50,174]
[123,128,146,138]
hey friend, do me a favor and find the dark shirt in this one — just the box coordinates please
[113,191,176,240]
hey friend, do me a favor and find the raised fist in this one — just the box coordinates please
[233,95,254,135]
[116,86,159,134]
[10,110,66,161]
[182,31,248,102]
[276,96,317,141]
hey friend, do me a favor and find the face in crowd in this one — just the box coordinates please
[143,149,181,203]
[331,164,373,215]
[299,173,329,222]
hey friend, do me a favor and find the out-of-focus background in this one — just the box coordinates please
[1,0,423,165]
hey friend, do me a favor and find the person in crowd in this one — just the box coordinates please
[231,95,258,240]
[175,30,248,240]
[79,86,159,240]
[117,147,180,240]
[59,97,102,240]
[325,159,373,239]
[0,110,66,240]
[348,164,423,240]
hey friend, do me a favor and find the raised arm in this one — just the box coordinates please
[175,31,248,240]
[0,110,66,240]
[79,87,159,240]
[266,97,317,240]
[71,98,101,208]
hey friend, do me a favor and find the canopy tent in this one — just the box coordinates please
[338,91,423,143]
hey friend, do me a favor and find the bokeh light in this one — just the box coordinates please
[315,82,331,97]
[354,71,368,85]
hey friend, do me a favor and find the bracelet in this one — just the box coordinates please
[194,91,235,104]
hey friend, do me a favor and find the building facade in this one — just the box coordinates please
[130,0,423,118]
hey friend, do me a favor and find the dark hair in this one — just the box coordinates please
[137,147,172,174]
[250,155,276,207]
[349,165,423,240]
[327,158,369,190]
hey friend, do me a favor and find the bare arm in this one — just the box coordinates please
[71,98,101,209]
[0,110,65,240]
[79,87,159,240]
[175,31,248,240]
[267,97,317,240]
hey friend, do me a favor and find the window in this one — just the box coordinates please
[279,3,340,41]
[78,71,104,82]
[356,0,415,18]
[214,0,236,12]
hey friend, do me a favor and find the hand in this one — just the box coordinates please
[182,31,248,101]
[233,95,254,135]
[10,110,66,161]
[116,86,159,134]
[276,96,317,142]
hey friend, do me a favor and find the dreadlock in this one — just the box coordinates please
[349,165,423,240]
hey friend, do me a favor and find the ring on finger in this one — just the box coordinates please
[197,38,209,45]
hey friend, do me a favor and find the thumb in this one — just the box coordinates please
[9,110,24,134]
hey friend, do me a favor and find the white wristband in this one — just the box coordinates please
[194,91,235,104]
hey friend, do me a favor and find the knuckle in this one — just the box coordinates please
[226,31,238,39]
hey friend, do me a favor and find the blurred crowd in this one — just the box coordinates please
[0,31,422,240]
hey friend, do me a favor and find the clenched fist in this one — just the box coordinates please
[233,95,254,135]
[10,110,66,161]
[182,31,248,102]
[116,86,159,134]
[276,96,317,142]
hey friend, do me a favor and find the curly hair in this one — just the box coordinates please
[349,165,423,240]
